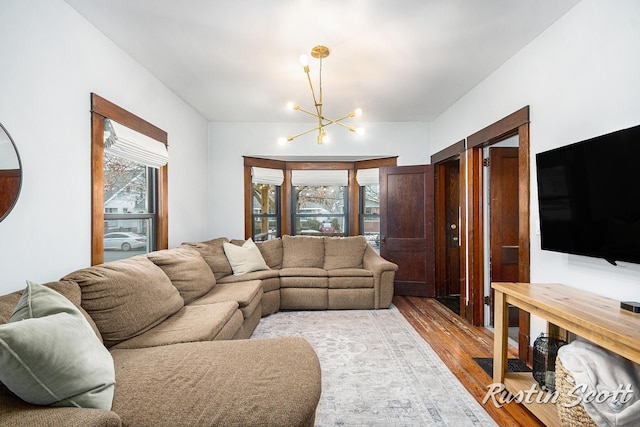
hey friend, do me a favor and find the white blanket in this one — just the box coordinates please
[558,340,640,426]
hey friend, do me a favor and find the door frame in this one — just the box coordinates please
[431,140,467,320]
[466,106,531,362]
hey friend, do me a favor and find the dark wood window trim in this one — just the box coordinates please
[90,93,169,265]
[243,156,397,238]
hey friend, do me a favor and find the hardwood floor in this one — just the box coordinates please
[394,295,545,427]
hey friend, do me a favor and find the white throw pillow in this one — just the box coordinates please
[0,281,115,409]
[223,238,270,275]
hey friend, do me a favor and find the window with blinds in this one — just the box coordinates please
[102,119,165,260]
[251,167,282,241]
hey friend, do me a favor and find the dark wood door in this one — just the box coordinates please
[380,165,435,296]
[489,147,520,326]
[435,161,460,297]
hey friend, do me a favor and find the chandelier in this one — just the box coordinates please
[278,45,364,145]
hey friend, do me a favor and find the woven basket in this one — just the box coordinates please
[555,358,597,426]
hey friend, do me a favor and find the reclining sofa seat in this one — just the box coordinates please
[181,234,398,316]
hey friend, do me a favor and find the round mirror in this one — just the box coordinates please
[0,123,22,222]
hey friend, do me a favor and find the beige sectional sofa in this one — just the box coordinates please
[0,235,397,426]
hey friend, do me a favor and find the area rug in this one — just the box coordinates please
[251,306,497,426]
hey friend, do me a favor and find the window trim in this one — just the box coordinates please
[91,93,168,265]
[243,156,397,238]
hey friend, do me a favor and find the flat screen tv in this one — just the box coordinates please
[536,124,640,265]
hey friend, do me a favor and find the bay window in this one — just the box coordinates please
[243,156,397,240]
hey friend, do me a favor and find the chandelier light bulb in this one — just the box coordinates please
[356,127,365,135]
[355,108,362,116]
[286,102,295,110]
[299,54,309,66]
[277,137,287,145]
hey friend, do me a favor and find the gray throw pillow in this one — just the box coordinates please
[0,281,115,409]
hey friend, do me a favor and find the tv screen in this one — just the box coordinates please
[536,124,640,265]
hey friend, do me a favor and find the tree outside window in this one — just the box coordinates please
[252,183,280,241]
[293,185,347,236]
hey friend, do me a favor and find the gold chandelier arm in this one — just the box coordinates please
[295,106,323,119]
[327,113,354,124]
[304,65,321,117]
[288,124,323,141]
[332,121,357,131]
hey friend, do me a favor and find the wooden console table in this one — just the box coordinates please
[492,282,640,426]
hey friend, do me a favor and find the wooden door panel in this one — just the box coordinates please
[386,174,425,237]
[381,165,435,297]
[489,147,520,326]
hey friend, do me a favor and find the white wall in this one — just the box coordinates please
[0,0,209,294]
[208,121,431,238]
[432,0,640,316]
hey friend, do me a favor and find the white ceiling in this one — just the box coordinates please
[64,0,580,123]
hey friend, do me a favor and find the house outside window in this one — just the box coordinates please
[293,185,347,236]
[103,151,155,261]
[357,168,380,252]
[291,170,349,236]
[360,183,380,251]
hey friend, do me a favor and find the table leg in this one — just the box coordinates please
[493,289,509,383]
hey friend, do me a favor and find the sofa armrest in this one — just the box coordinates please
[0,386,121,427]
[362,245,398,309]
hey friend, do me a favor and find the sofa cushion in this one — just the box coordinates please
[223,238,270,275]
[282,235,324,268]
[191,281,263,318]
[62,255,184,348]
[147,247,216,304]
[257,237,283,269]
[0,282,115,409]
[323,236,368,270]
[180,237,232,279]
[109,338,321,427]
[111,301,239,349]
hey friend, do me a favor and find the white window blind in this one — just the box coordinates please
[356,168,379,186]
[291,170,348,186]
[104,119,169,169]
[251,167,284,185]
